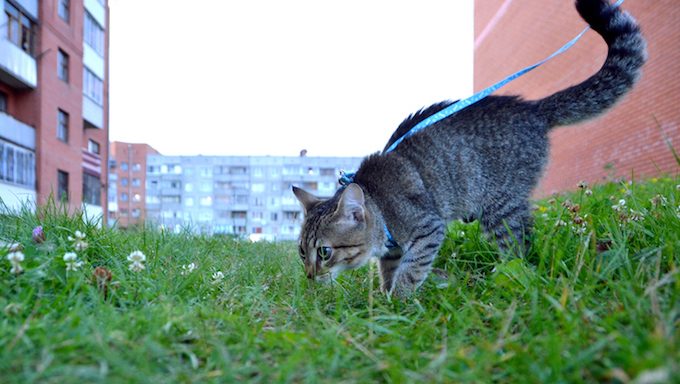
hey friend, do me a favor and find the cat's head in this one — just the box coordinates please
[292,183,374,282]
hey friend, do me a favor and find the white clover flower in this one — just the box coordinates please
[650,194,668,207]
[127,250,146,263]
[629,210,644,222]
[129,261,145,272]
[612,199,626,212]
[554,219,567,228]
[572,224,588,235]
[584,189,593,196]
[180,262,197,275]
[63,252,83,271]
[127,250,146,272]
[211,271,225,283]
[66,260,84,271]
[69,230,88,251]
[7,251,25,264]
[7,251,25,274]
[74,241,88,251]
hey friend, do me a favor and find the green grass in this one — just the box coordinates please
[1,177,679,383]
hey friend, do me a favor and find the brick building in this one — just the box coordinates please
[0,0,109,219]
[475,0,679,196]
[108,141,159,228]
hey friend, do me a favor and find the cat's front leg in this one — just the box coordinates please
[378,246,403,293]
[389,219,446,297]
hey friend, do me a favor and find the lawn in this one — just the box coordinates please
[1,177,679,383]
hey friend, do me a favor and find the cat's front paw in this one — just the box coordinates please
[389,272,421,298]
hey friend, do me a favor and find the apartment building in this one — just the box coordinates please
[108,141,159,228]
[0,0,109,219]
[475,0,679,196]
[145,154,362,241]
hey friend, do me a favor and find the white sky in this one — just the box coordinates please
[108,0,473,157]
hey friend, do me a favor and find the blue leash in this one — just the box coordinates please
[383,0,624,154]
[340,0,625,247]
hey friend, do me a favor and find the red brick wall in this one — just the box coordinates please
[37,0,84,208]
[475,0,680,196]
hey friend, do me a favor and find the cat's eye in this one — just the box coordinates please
[317,246,332,261]
[299,245,306,260]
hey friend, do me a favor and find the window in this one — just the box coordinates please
[320,168,335,176]
[57,170,69,202]
[58,49,69,82]
[131,208,141,218]
[58,0,70,23]
[229,166,247,175]
[200,196,212,206]
[231,211,247,219]
[133,193,141,202]
[132,178,141,187]
[120,162,128,171]
[57,109,69,142]
[84,11,105,56]
[120,192,128,202]
[132,163,141,172]
[5,1,35,55]
[0,91,7,112]
[83,69,103,105]
[120,178,128,187]
[88,140,100,154]
[0,140,35,188]
[82,173,101,206]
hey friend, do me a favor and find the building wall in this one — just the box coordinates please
[36,0,85,205]
[0,0,109,220]
[145,155,363,241]
[474,0,679,196]
[109,141,159,228]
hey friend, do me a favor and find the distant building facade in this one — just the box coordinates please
[475,0,679,196]
[145,155,362,241]
[108,141,159,228]
[0,0,109,218]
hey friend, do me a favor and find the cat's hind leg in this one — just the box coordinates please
[480,198,533,256]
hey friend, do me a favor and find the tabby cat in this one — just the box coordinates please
[293,0,646,297]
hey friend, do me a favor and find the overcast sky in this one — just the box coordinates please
[108,0,473,157]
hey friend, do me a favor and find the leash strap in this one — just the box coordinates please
[383,0,625,154]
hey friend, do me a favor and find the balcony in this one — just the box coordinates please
[84,0,106,27]
[0,38,37,89]
[83,95,104,128]
[0,112,35,149]
[82,148,102,176]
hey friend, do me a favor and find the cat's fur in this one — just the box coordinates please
[293,0,646,297]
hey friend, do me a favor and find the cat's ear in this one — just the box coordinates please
[292,186,321,214]
[336,183,365,223]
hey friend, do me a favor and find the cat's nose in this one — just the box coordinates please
[306,271,314,279]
